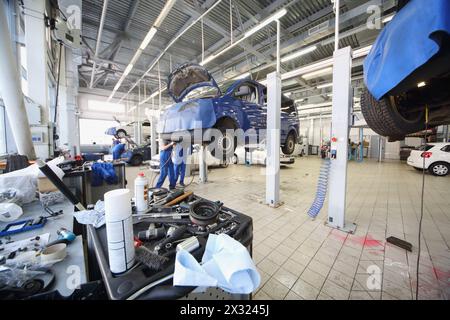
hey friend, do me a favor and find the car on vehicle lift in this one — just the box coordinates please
[361,0,450,141]
[157,63,300,159]
[407,142,450,176]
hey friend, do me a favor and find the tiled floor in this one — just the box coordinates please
[128,157,450,300]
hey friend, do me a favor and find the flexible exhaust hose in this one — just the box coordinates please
[307,159,331,219]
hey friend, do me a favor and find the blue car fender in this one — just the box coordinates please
[157,99,217,134]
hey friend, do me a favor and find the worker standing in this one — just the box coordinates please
[155,139,176,190]
[172,143,188,187]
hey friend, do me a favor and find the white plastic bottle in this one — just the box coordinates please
[104,189,135,274]
[134,172,148,212]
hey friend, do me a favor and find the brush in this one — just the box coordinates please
[135,245,169,271]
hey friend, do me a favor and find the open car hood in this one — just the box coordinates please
[167,63,221,102]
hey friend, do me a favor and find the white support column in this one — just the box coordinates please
[24,0,51,159]
[58,48,81,156]
[150,97,157,157]
[0,3,35,159]
[327,46,356,233]
[265,71,281,207]
[198,145,208,183]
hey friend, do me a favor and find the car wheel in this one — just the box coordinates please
[361,88,426,141]
[116,129,127,138]
[429,162,449,176]
[209,122,237,161]
[231,154,238,164]
[282,132,296,155]
[129,154,143,166]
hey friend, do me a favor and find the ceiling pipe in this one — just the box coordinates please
[89,0,109,89]
[0,4,35,159]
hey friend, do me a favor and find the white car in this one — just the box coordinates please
[407,143,450,176]
[231,145,295,166]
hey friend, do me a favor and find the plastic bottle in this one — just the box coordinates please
[104,189,135,274]
[134,172,148,212]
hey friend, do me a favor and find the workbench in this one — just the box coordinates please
[0,200,87,297]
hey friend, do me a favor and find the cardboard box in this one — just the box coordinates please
[37,177,58,193]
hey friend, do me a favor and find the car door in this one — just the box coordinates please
[233,82,265,144]
[441,144,450,162]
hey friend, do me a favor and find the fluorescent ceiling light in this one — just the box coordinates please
[295,98,305,103]
[244,8,287,38]
[302,67,333,80]
[316,82,332,89]
[284,92,292,97]
[233,72,250,80]
[140,27,157,50]
[123,64,133,76]
[281,45,317,62]
[417,81,426,88]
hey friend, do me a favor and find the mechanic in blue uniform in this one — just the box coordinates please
[112,136,126,160]
[172,142,189,187]
[155,139,176,190]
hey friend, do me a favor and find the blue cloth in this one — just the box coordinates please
[364,0,450,100]
[105,127,117,136]
[112,143,126,160]
[156,148,176,189]
[174,233,260,294]
[91,162,118,186]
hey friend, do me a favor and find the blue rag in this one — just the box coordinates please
[91,162,118,186]
[173,233,260,294]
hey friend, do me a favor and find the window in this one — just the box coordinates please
[418,144,433,151]
[79,118,118,145]
[441,145,450,152]
[87,100,125,113]
[234,83,258,104]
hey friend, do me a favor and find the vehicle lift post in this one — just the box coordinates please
[327,46,357,234]
[198,144,208,183]
[265,71,281,207]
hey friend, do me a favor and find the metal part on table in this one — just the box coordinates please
[176,236,199,253]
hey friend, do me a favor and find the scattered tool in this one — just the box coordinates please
[0,217,47,237]
[189,200,222,226]
[137,226,166,242]
[134,238,168,271]
[46,228,76,247]
[164,191,194,207]
[386,236,412,252]
[153,225,188,253]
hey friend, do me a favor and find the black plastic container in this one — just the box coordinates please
[87,195,253,300]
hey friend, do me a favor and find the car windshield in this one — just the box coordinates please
[183,86,219,101]
[219,80,235,93]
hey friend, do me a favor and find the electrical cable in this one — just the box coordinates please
[416,105,428,300]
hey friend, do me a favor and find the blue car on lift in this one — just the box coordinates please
[158,63,299,159]
[362,0,450,141]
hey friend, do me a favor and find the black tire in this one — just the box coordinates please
[282,131,296,155]
[208,119,237,161]
[428,162,449,176]
[129,154,143,166]
[361,88,425,141]
[116,129,127,138]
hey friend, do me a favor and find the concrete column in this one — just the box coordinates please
[0,3,35,159]
[24,0,51,159]
[58,48,81,156]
